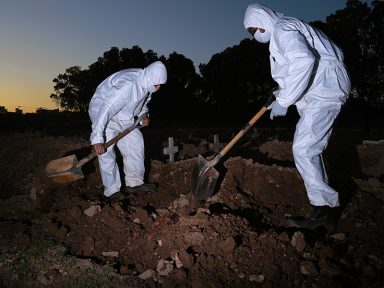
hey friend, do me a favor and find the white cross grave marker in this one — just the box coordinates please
[199,138,208,146]
[251,127,260,140]
[163,137,179,162]
[209,134,224,153]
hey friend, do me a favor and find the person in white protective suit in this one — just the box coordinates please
[244,3,351,231]
[88,61,167,203]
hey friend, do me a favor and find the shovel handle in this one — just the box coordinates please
[103,113,146,149]
[218,106,268,157]
[74,114,147,169]
[75,151,97,168]
[218,90,274,157]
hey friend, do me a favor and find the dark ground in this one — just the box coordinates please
[0,110,383,287]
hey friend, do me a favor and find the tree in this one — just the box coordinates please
[50,1,384,125]
[0,106,8,113]
[198,38,274,123]
[149,52,202,125]
[50,46,163,113]
[322,0,370,101]
[50,66,86,112]
[320,0,384,107]
[50,46,201,125]
[361,0,384,107]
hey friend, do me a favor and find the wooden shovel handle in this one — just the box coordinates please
[103,114,145,149]
[218,92,274,158]
[218,106,268,157]
[75,151,97,168]
[75,114,146,168]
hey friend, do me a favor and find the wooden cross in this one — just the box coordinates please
[163,137,179,162]
[199,138,208,146]
[250,127,260,140]
[209,135,223,153]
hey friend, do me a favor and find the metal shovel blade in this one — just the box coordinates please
[47,167,85,183]
[45,154,79,175]
[191,154,219,201]
[190,94,274,201]
[45,154,85,183]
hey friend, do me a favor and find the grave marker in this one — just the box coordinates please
[163,137,179,162]
[251,127,260,140]
[209,135,223,153]
[199,138,208,146]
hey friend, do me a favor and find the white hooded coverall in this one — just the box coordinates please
[88,61,167,196]
[244,3,351,207]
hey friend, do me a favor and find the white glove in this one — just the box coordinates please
[272,88,280,98]
[268,100,288,120]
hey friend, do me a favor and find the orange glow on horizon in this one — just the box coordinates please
[0,75,58,113]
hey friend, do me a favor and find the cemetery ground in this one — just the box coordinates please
[0,125,383,288]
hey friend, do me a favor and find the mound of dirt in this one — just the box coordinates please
[259,139,294,161]
[0,132,383,287]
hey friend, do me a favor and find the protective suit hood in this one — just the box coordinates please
[243,3,282,34]
[138,61,167,93]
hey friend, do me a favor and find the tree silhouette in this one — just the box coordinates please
[314,0,384,107]
[50,66,86,112]
[50,0,384,126]
[149,52,202,126]
[50,46,202,124]
[198,38,274,123]
[321,0,369,101]
[308,0,384,129]
[361,0,384,107]
[50,47,165,113]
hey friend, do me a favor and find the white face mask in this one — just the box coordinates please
[254,30,271,43]
[147,85,157,93]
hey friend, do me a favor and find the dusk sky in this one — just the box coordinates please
[0,0,372,113]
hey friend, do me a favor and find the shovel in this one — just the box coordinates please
[45,114,146,183]
[190,95,274,201]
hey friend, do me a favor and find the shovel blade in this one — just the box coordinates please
[45,154,78,175]
[45,154,85,183]
[47,167,85,183]
[190,154,219,201]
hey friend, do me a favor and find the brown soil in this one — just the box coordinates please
[0,132,383,287]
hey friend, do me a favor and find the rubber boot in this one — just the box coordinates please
[104,191,127,204]
[287,205,337,232]
[125,183,156,193]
